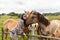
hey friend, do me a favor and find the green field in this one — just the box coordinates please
[0,15,18,29]
[0,15,60,40]
[46,15,60,20]
[0,15,18,40]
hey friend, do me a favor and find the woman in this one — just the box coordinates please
[20,11,30,27]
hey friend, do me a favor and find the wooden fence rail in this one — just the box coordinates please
[1,28,60,40]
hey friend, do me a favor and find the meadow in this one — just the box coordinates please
[0,15,60,40]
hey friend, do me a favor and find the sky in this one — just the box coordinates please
[0,0,60,14]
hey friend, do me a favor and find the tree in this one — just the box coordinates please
[1,13,6,15]
[7,12,18,16]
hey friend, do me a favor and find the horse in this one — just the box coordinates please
[3,11,31,40]
[26,11,60,40]
[3,19,27,40]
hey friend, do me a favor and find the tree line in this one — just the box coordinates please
[0,12,60,17]
[43,12,60,16]
[0,12,22,18]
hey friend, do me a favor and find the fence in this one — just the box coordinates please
[1,28,60,40]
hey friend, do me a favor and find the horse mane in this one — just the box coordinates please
[36,12,50,26]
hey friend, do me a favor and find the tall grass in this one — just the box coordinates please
[0,15,60,40]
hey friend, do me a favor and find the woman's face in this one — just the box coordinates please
[23,15,27,20]
[24,11,31,20]
[25,13,29,18]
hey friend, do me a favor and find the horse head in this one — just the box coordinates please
[26,11,50,26]
[26,11,50,35]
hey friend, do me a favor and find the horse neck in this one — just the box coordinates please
[38,22,47,34]
[38,22,46,29]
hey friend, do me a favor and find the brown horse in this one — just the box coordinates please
[3,11,31,40]
[26,11,60,40]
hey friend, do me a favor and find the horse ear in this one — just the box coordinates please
[37,13,50,26]
[24,10,29,13]
[25,11,31,15]
[24,10,27,13]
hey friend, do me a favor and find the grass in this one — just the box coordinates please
[0,15,18,40]
[0,15,60,40]
[0,15,18,28]
[45,15,60,20]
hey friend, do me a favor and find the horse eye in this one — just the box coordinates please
[31,16,35,19]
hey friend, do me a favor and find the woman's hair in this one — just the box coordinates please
[20,14,25,20]
[20,13,28,27]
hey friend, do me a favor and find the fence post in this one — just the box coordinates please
[2,28,4,40]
